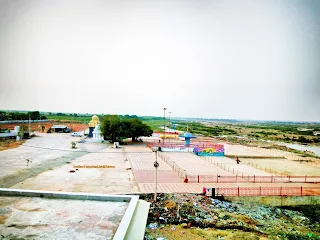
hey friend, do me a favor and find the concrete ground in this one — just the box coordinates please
[0,133,80,179]
[12,145,135,194]
[0,132,135,193]
[0,196,128,240]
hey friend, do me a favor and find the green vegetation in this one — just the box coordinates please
[0,111,46,121]
[71,142,76,149]
[238,124,320,136]
[44,114,92,122]
[175,122,237,137]
[138,116,165,131]
[100,115,153,142]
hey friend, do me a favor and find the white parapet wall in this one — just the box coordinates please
[0,131,18,138]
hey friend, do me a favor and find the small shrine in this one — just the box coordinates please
[88,115,100,138]
[92,124,104,142]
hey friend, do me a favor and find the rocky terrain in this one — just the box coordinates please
[142,193,320,240]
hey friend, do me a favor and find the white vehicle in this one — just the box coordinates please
[71,132,82,137]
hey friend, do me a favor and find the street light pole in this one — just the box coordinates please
[154,150,158,201]
[28,115,31,134]
[162,108,167,143]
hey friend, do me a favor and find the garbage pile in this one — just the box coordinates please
[142,193,319,239]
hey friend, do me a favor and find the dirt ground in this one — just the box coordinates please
[0,139,26,151]
[241,158,320,176]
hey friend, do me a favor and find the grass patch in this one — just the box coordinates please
[145,225,266,240]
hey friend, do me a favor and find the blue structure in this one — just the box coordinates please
[181,132,196,147]
[88,127,95,138]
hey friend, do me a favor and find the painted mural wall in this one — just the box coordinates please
[193,145,225,156]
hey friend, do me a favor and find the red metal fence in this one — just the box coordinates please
[156,151,320,184]
[205,186,320,197]
[147,142,223,149]
[157,152,186,179]
[187,175,320,183]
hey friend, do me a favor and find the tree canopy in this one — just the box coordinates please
[101,115,153,142]
[0,111,46,121]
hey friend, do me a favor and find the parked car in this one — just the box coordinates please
[71,132,82,137]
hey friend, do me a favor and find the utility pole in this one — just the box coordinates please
[162,108,167,143]
[153,149,159,201]
[28,115,31,134]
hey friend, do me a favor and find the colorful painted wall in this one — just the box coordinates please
[193,145,225,156]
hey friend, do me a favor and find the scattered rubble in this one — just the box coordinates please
[142,193,320,239]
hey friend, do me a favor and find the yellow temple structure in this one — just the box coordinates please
[88,115,100,137]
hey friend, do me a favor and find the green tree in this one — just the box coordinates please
[125,118,153,141]
[28,111,40,120]
[101,115,122,142]
[101,115,152,142]
[0,111,7,121]
[297,136,311,143]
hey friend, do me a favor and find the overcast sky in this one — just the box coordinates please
[0,0,319,122]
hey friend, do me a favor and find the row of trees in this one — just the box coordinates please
[101,115,153,142]
[0,111,47,121]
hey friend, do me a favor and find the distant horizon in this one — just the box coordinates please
[1,109,319,124]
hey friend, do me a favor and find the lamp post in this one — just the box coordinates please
[162,108,167,143]
[152,148,159,201]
